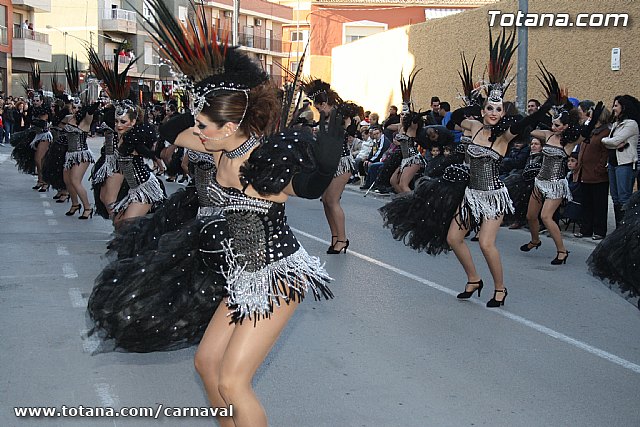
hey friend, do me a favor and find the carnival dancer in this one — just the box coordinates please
[95,3,341,426]
[44,77,73,202]
[87,47,135,220]
[503,136,543,228]
[302,79,357,253]
[382,30,531,307]
[61,96,99,219]
[30,93,53,192]
[519,63,603,264]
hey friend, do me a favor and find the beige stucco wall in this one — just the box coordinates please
[332,0,640,116]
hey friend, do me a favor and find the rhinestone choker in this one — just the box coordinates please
[225,135,260,159]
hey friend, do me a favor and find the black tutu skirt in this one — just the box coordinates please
[587,191,640,302]
[10,129,36,175]
[503,170,534,223]
[380,164,469,255]
[42,140,67,190]
[88,215,228,352]
[107,186,199,259]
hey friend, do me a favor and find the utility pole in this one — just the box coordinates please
[516,0,528,114]
[233,0,240,45]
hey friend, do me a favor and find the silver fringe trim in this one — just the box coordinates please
[534,177,573,201]
[30,131,53,149]
[400,154,425,172]
[112,175,166,214]
[91,154,118,185]
[334,155,355,177]
[198,206,223,218]
[462,186,514,223]
[223,243,332,322]
[64,149,95,170]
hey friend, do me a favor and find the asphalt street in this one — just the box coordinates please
[0,138,639,427]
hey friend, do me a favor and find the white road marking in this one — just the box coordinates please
[44,209,54,216]
[0,153,10,164]
[56,244,70,256]
[292,227,640,375]
[42,201,51,207]
[48,219,58,226]
[68,288,87,308]
[94,383,119,408]
[62,263,78,279]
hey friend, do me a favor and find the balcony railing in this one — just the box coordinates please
[104,53,137,66]
[102,8,137,22]
[13,26,49,43]
[0,25,7,45]
[238,33,283,53]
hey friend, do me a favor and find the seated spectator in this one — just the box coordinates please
[440,102,461,143]
[382,105,401,142]
[368,112,380,129]
[424,145,444,177]
[499,136,531,179]
[360,129,395,190]
[416,125,454,158]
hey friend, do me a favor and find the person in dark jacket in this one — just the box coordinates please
[574,107,611,239]
[499,136,531,179]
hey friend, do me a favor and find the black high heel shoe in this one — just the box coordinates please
[56,194,70,203]
[38,184,50,192]
[486,288,508,307]
[327,236,338,253]
[32,182,43,190]
[327,239,349,254]
[79,207,94,220]
[520,241,542,252]
[551,250,570,265]
[457,279,484,299]
[65,204,81,216]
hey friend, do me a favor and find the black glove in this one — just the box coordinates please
[158,113,195,145]
[510,99,553,136]
[292,109,345,199]
[103,105,115,130]
[87,102,100,116]
[579,101,604,141]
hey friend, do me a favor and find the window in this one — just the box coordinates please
[346,35,365,43]
[144,42,154,65]
[289,61,299,73]
[143,1,155,23]
[178,6,187,23]
[290,30,308,42]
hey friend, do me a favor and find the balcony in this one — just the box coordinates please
[238,33,283,54]
[103,53,137,73]
[100,8,137,34]
[0,25,7,45]
[12,27,51,62]
[11,0,51,13]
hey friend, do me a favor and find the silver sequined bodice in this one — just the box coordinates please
[117,151,151,188]
[400,140,418,159]
[188,150,217,209]
[537,145,567,182]
[460,136,473,165]
[64,125,88,153]
[103,131,116,155]
[467,144,504,191]
[206,180,300,273]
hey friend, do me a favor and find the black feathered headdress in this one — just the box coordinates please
[458,53,483,107]
[484,28,517,103]
[138,0,268,116]
[301,78,341,105]
[400,67,421,114]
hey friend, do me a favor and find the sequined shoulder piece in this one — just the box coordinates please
[207,180,274,215]
[188,150,215,164]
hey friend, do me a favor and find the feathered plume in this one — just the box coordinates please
[400,67,421,106]
[278,41,309,130]
[136,0,227,83]
[31,63,42,91]
[301,78,341,104]
[536,61,568,105]
[458,53,483,107]
[486,28,518,98]
[87,46,135,101]
[50,67,65,96]
[65,55,81,95]
[20,78,30,96]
